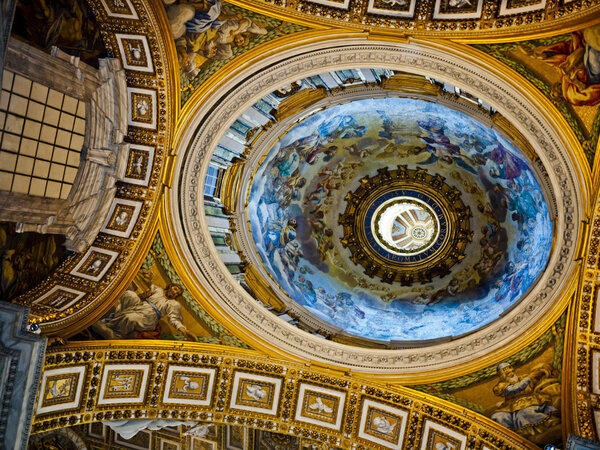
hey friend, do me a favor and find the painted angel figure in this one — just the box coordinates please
[415,118,477,174]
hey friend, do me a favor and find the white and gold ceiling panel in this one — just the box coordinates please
[226,0,600,40]
[31,343,538,449]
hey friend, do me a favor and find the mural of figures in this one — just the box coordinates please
[247,97,552,341]
[162,0,307,104]
[413,313,566,447]
[0,222,68,301]
[12,0,106,67]
[521,24,600,107]
[489,362,560,434]
[72,232,249,348]
[474,24,600,167]
[90,269,197,341]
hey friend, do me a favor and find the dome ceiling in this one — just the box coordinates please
[245,97,552,341]
[8,0,600,446]
[248,98,552,340]
[172,42,581,373]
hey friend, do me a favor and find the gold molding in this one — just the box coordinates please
[222,159,247,215]
[172,28,365,146]
[32,341,539,450]
[381,73,443,96]
[339,166,472,285]
[565,193,600,440]
[222,0,600,43]
[273,86,329,121]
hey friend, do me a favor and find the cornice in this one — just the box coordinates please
[224,0,600,43]
[31,341,539,450]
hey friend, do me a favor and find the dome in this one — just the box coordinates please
[245,96,552,342]
[172,43,579,374]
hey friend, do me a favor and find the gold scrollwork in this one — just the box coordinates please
[339,165,472,285]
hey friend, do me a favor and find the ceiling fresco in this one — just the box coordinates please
[246,97,553,342]
[0,221,69,302]
[412,311,566,446]
[5,0,600,447]
[12,0,107,68]
[162,0,307,105]
[70,231,250,348]
[473,23,600,168]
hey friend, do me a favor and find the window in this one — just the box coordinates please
[0,71,85,199]
[204,165,219,197]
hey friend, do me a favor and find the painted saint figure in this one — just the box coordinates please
[91,270,196,341]
[488,362,560,434]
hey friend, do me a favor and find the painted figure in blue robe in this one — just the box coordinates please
[293,275,316,305]
[415,117,477,173]
[275,152,299,178]
[494,262,525,302]
[488,362,560,433]
[185,0,223,34]
[488,143,529,180]
[317,115,366,140]
[506,179,540,229]
[330,292,365,327]
[265,218,297,255]
[376,110,407,144]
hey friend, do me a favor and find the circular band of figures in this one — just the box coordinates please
[246,97,546,342]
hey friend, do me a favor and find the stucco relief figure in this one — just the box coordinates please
[434,442,456,450]
[91,269,197,341]
[372,416,396,435]
[245,384,267,401]
[309,396,332,414]
[180,376,200,392]
[487,362,560,435]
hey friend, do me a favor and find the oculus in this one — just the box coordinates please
[373,198,439,254]
[340,166,472,285]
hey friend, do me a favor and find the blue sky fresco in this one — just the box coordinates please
[247,98,552,341]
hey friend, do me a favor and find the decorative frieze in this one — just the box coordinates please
[31,343,538,449]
